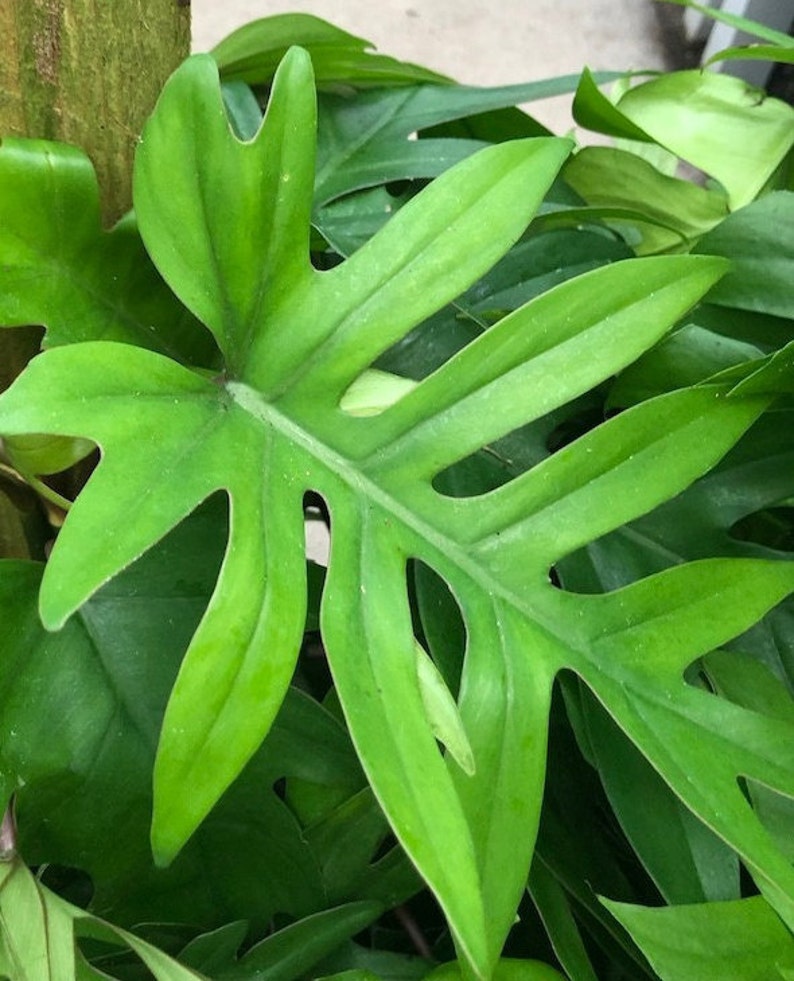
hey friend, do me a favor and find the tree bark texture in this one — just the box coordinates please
[0,0,191,225]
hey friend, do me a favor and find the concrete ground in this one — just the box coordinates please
[191,0,676,133]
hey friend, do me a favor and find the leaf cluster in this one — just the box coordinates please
[1,5,794,980]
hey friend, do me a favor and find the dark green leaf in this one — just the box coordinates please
[212,13,449,88]
[178,922,248,973]
[0,858,205,981]
[695,192,794,319]
[313,77,592,205]
[378,228,632,380]
[0,517,353,933]
[657,0,794,47]
[609,325,763,407]
[302,789,390,902]
[220,903,383,981]
[0,140,215,366]
[528,862,599,981]
[221,81,263,139]
[579,689,740,905]
[572,68,654,142]
[705,44,794,68]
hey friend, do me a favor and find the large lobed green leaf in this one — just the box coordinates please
[2,47,793,978]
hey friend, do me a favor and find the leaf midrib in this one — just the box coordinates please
[228,380,569,658]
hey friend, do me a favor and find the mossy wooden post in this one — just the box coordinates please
[0,1,191,552]
[0,0,191,225]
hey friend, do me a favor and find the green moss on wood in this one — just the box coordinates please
[0,0,191,225]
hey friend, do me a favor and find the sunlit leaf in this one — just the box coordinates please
[573,68,794,209]
[426,960,566,981]
[563,146,728,254]
[603,895,794,981]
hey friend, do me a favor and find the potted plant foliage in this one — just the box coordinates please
[1,1,793,978]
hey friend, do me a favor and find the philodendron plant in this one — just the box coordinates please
[2,5,794,980]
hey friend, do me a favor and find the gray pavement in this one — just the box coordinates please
[191,1,672,132]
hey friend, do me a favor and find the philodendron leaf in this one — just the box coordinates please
[705,44,794,68]
[219,902,383,981]
[573,67,794,209]
[0,140,215,366]
[695,192,794,320]
[177,921,248,974]
[340,369,418,417]
[527,861,599,981]
[415,640,475,776]
[0,858,205,981]
[312,74,602,207]
[563,146,728,254]
[602,895,794,981]
[212,12,450,88]
[657,0,794,48]
[2,46,794,978]
[0,550,332,932]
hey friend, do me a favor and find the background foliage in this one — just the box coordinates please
[1,4,794,979]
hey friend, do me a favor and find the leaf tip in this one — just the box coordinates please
[150,817,183,870]
[38,587,71,633]
[274,43,316,91]
[693,252,731,281]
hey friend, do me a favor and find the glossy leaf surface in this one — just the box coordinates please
[695,191,794,319]
[604,895,794,981]
[2,47,793,979]
[219,902,383,981]
[0,543,360,932]
[573,68,794,209]
[312,75,604,206]
[563,146,728,254]
[0,858,204,981]
[426,961,566,981]
[0,140,215,366]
